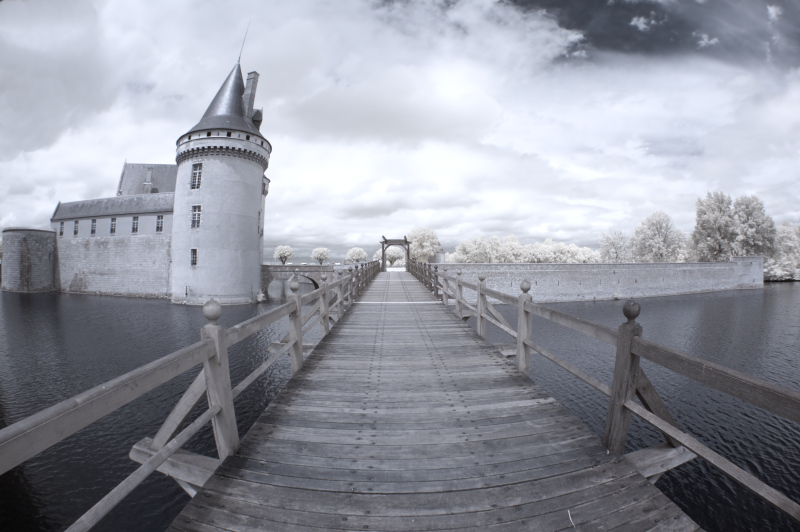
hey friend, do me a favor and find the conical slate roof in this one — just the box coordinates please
[185,63,260,136]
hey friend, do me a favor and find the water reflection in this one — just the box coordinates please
[0,290,308,532]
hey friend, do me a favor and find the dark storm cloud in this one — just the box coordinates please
[512,0,800,67]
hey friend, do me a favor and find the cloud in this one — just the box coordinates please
[767,5,782,23]
[1,0,800,260]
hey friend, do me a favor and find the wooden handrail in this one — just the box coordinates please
[631,336,800,426]
[0,263,383,531]
[0,338,216,476]
[417,262,800,523]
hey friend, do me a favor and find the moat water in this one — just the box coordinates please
[0,282,798,531]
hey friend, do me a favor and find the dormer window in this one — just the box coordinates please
[191,163,202,189]
[246,135,250,140]
[226,131,231,137]
[206,131,211,137]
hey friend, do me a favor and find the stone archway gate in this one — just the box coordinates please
[380,236,411,272]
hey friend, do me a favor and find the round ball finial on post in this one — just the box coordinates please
[457,269,462,277]
[478,275,486,283]
[203,299,222,324]
[520,280,531,294]
[289,280,300,293]
[623,300,640,322]
[321,273,328,282]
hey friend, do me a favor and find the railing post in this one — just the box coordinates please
[336,270,345,320]
[320,273,331,334]
[288,280,304,374]
[516,281,532,375]
[603,300,644,454]
[426,263,432,291]
[348,266,354,304]
[433,265,439,299]
[455,269,463,317]
[476,275,486,337]
[200,299,239,458]
[441,267,449,306]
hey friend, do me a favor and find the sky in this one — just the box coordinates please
[1,0,799,261]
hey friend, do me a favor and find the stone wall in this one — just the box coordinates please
[54,232,172,298]
[1,229,57,292]
[261,264,336,291]
[433,258,763,304]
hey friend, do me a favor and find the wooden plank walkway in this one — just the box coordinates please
[170,272,699,531]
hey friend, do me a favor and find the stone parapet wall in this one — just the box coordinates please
[55,234,172,298]
[1,229,57,292]
[433,258,763,304]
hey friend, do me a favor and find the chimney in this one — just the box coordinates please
[243,71,259,118]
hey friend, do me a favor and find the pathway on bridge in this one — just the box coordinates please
[170,272,698,531]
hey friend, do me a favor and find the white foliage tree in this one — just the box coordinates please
[408,227,441,263]
[385,247,406,266]
[600,231,631,263]
[311,247,331,265]
[630,212,685,263]
[764,223,800,281]
[273,245,293,265]
[732,195,776,257]
[447,235,599,264]
[692,191,736,262]
[345,247,367,263]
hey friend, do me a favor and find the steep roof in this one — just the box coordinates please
[51,193,174,221]
[185,63,261,137]
[116,163,178,196]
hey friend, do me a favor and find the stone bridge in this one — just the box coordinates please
[261,264,335,291]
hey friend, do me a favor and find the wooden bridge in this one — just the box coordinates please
[1,260,799,531]
[171,271,696,531]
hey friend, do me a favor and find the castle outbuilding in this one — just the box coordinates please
[2,62,271,304]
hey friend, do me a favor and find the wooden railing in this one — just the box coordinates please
[0,260,380,531]
[409,259,800,524]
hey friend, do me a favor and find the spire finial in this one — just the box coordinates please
[238,20,251,63]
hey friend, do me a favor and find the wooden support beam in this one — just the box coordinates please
[130,437,220,494]
[624,443,696,483]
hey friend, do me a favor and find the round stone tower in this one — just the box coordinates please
[1,228,57,293]
[170,63,271,304]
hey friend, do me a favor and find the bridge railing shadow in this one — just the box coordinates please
[0,262,381,531]
[408,258,800,525]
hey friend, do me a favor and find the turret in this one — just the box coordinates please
[169,63,272,304]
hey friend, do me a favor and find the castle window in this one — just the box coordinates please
[156,215,164,233]
[91,219,96,236]
[132,216,139,234]
[191,205,201,228]
[191,163,202,189]
[206,131,211,137]
[110,218,116,235]
[74,220,79,236]
[226,131,231,137]
[191,249,197,266]
[246,135,250,140]
[59,222,64,237]
[188,134,192,140]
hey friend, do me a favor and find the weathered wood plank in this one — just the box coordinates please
[172,272,695,531]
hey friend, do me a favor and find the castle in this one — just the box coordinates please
[1,63,272,305]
